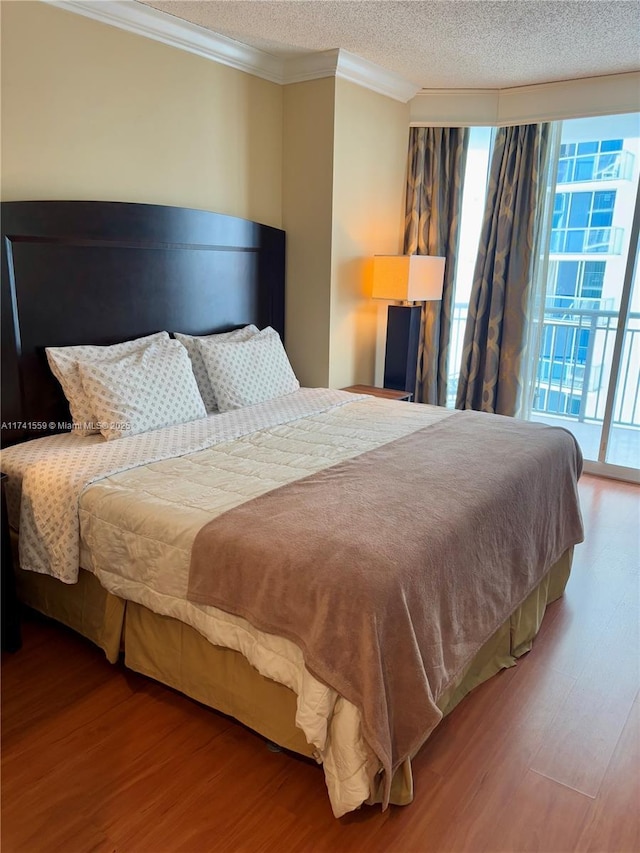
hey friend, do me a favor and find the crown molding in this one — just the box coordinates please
[43,0,284,82]
[43,0,418,102]
[335,50,419,103]
[411,71,640,126]
[282,49,419,102]
[282,49,341,85]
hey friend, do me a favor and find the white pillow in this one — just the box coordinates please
[174,325,259,412]
[198,327,299,413]
[46,332,170,434]
[77,338,206,440]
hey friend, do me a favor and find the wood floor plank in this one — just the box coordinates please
[527,538,638,681]
[408,663,519,778]
[1,624,126,746]
[524,480,639,713]
[529,596,639,797]
[483,769,593,853]
[576,693,640,853]
[110,727,298,851]
[6,811,118,853]
[434,659,576,853]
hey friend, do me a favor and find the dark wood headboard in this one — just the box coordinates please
[1,201,285,445]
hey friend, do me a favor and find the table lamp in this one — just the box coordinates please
[372,254,446,394]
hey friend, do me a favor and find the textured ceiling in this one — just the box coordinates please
[139,0,640,89]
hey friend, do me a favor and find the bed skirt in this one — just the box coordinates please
[14,547,573,806]
[14,561,125,664]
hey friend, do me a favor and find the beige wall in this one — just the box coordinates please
[0,1,283,227]
[282,78,408,388]
[329,79,409,388]
[282,78,335,387]
[2,3,410,389]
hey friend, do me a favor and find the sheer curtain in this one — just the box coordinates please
[404,127,469,405]
[518,123,562,419]
[455,123,552,416]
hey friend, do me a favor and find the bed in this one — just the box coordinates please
[0,201,584,818]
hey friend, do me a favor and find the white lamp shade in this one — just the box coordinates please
[372,255,446,302]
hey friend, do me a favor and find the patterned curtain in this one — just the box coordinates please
[404,127,469,405]
[455,123,551,416]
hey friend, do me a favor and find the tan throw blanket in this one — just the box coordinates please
[188,410,583,805]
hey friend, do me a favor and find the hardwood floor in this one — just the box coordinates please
[2,474,638,853]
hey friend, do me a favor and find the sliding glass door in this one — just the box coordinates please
[444,114,639,480]
[604,232,639,470]
[530,113,640,481]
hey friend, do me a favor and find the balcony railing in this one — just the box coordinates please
[531,304,639,427]
[550,226,624,255]
[447,302,640,430]
[557,149,635,184]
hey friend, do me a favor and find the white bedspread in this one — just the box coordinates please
[2,389,363,583]
[1,389,454,816]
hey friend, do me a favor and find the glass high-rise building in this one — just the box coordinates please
[535,126,639,426]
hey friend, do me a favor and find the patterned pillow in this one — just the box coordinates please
[46,332,170,435]
[174,325,259,412]
[77,338,207,440]
[198,327,299,413]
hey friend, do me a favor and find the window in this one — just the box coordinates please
[531,113,640,474]
[450,113,640,472]
[591,191,615,226]
[553,191,615,230]
[535,388,582,417]
[446,126,493,406]
[548,260,605,306]
[550,190,619,254]
[540,325,590,368]
[557,138,629,183]
[581,262,606,299]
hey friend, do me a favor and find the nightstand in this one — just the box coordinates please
[1,473,22,652]
[341,385,414,402]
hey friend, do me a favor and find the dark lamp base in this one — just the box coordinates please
[383,304,422,395]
